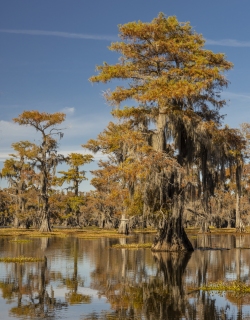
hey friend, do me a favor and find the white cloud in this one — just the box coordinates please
[61,107,75,115]
[0,29,117,41]
[63,112,112,137]
[0,152,12,162]
[0,120,40,143]
[0,112,112,161]
[222,91,250,100]
[60,149,107,160]
[206,38,250,47]
[1,29,250,48]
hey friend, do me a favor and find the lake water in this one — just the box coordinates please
[0,233,250,319]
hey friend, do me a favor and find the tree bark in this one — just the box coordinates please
[118,214,129,235]
[152,197,193,251]
[235,163,245,233]
[152,216,193,252]
[198,221,210,234]
[13,216,19,228]
[235,193,245,232]
[39,204,51,232]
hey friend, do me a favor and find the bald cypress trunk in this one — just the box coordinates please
[39,212,51,232]
[152,195,193,252]
[39,149,52,232]
[198,221,210,234]
[39,194,51,232]
[235,193,245,232]
[13,215,19,228]
[235,164,245,233]
[151,114,194,252]
[118,214,129,235]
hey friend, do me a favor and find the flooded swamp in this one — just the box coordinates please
[0,232,250,319]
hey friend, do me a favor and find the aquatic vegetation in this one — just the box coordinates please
[0,227,132,239]
[9,239,32,243]
[0,256,45,263]
[189,236,198,239]
[112,243,152,249]
[201,280,250,294]
[133,228,157,233]
[65,292,92,305]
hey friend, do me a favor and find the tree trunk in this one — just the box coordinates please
[39,209,51,232]
[235,164,245,233]
[13,216,19,228]
[152,216,193,252]
[198,221,210,233]
[151,113,167,152]
[235,193,245,232]
[13,195,20,228]
[118,214,129,235]
[152,198,193,252]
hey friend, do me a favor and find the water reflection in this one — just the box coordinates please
[148,252,192,319]
[0,258,67,319]
[0,235,250,318]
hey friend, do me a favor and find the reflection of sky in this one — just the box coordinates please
[0,255,111,319]
[189,292,250,319]
[210,292,250,319]
[3,235,250,318]
[211,293,238,318]
[49,255,95,287]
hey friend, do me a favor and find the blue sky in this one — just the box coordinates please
[1,0,250,191]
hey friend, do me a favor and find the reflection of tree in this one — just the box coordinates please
[40,237,50,251]
[10,258,67,318]
[65,238,92,305]
[85,249,194,319]
[84,235,249,320]
[3,235,250,318]
[145,252,192,319]
[0,258,67,319]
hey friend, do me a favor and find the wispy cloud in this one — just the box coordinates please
[61,107,75,115]
[0,29,117,41]
[206,38,250,47]
[60,149,107,160]
[222,91,250,101]
[0,112,112,162]
[2,30,249,47]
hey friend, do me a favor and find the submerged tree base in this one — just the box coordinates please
[198,222,211,234]
[152,217,194,252]
[236,219,245,233]
[39,216,51,232]
[118,215,129,235]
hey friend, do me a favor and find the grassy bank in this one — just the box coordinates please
[0,226,249,240]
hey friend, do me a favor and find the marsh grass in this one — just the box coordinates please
[0,256,45,263]
[134,228,157,234]
[210,228,238,234]
[185,227,250,236]
[1,226,250,242]
[201,280,250,294]
[112,243,152,249]
[76,231,132,239]
[9,239,32,243]
[0,227,133,239]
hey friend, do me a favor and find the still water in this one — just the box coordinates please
[0,233,250,319]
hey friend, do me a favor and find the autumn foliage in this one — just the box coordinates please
[0,14,250,247]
